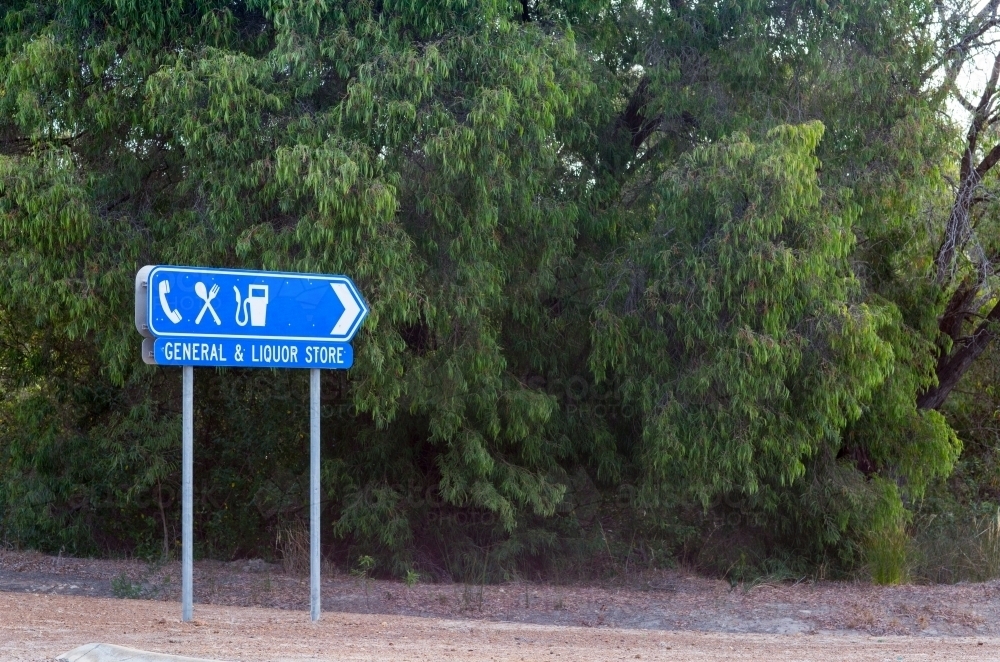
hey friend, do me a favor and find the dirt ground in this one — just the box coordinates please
[4,550,1000,660]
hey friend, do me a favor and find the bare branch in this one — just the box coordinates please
[955,86,978,113]
[976,141,1000,176]
[975,50,1000,118]
[925,0,1000,90]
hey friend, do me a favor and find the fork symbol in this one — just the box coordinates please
[195,282,222,325]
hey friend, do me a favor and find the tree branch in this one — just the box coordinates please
[598,77,661,178]
[977,141,1000,177]
[919,297,1000,410]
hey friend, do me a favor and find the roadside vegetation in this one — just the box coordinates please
[4,0,1000,586]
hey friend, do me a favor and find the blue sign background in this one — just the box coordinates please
[146,266,367,343]
[153,337,353,369]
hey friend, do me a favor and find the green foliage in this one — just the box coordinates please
[867,526,910,586]
[907,341,1000,584]
[0,0,978,581]
[351,554,376,609]
[111,571,144,599]
[593,122,891,506]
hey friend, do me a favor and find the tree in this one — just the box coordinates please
[915,0,1000,410]
[0,0,981,577]
[579,0,962,568]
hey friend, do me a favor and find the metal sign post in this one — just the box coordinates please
[135,265,367,623]
[182,365,193,622]
[310,368,321,622]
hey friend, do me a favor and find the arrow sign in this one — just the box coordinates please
[330,283,362,336]
[136,265,369,344]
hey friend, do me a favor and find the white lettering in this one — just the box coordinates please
[209,344,224,361]
[290,346,298,363]
[302,345,346,365]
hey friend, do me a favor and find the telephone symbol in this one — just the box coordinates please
[158,280,183,324]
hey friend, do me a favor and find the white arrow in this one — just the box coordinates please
[330,282,362,336]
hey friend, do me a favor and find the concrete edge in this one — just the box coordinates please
[57,643,229,662]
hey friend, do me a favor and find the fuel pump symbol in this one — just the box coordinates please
[234,284,269,327]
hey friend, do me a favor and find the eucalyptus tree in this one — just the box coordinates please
[914,0,1000,410]
[0,0,987,576]
[573,0,964,569]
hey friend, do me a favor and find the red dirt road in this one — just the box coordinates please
[2,591,999,662]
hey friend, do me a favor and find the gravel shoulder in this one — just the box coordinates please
[3,592,1000,662]
[4,549,1000,660]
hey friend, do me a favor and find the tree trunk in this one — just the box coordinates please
[921,48,1000,410]
[918,298,1000,410]
[939,277,979,343]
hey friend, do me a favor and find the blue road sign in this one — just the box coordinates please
[141,266,368,343]
[153,337,353,369]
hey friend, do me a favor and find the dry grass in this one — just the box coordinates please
[910,506,1000,584]
[275,522,310,576]
[846,602,879,630]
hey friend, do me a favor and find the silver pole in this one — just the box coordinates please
[310,368,321,622]
[182,365,194,622]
